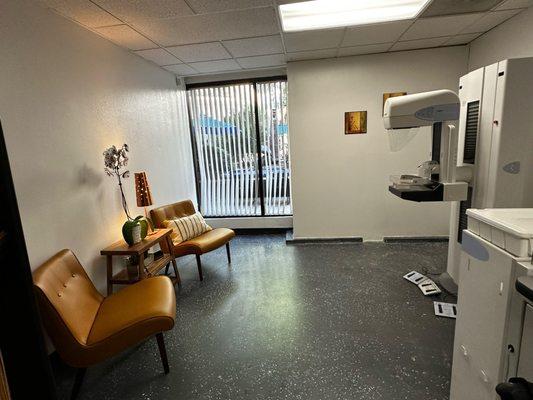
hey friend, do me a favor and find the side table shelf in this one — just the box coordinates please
[109,254,177,285]
[101,228,179,295]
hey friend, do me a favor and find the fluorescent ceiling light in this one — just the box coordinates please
[279,0,431,32]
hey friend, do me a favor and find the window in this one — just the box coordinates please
[187,78,292,217]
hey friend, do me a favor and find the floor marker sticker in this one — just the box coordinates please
[434,302,457,318]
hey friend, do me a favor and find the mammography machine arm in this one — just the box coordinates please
[383,90,468,202]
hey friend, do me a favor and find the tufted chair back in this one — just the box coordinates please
[33,249,103,365]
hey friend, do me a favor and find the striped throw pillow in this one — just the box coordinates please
[162,212,212,245]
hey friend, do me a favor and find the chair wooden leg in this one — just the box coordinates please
[195,254,203,281]
[170,257,181,286]
[156,333,169,374]
[164,262,170,275]
[71,368,86,400]
[226,242,231,264]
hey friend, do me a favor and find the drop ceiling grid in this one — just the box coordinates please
[93,1,286,74]
[334,28,349,58]
[39,0,533,77]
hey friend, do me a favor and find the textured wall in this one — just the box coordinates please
[0,0,196,292]
[287,46,468,240]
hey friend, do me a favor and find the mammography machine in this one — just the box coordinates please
[384,57,533,290]
[384,57,533,399]
[383,89,468,203]
[451,209,533,399]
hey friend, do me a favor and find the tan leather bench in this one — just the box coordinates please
[33,249,176,399]
[150,200,235,281]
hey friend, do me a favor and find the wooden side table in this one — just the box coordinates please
[100,228,179,295]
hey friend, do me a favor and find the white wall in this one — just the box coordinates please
[287,46,468,240]
[469,7,533,70]
[0,0,196,293]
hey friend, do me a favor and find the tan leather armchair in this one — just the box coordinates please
[150,200,235,281]
[33,249,176,399]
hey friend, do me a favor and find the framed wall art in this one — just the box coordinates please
[344,111,367,134]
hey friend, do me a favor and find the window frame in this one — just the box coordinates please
[186,75,292,218]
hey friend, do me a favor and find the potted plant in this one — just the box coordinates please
[103,144,148,246]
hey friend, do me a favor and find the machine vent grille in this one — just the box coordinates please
[458,187,473,244]
[463,101,480,164]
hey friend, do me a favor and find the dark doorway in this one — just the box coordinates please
[0,119,57,399]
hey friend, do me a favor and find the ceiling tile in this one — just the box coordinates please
[134,48,181,65]
[189,59,242,73]
[94,25,156,50]
[443,32,483,45]
[130,7,279,46]
[92,0,193,23]
[283,29,344,52]
[421,0,502,17]
[461,9,521,33]
[495,0,533,10]
[237,54,286,68]
[401,13,483,40]
[286,48,338,61]
[186,0,272,13]
[338,43,392,57]
[166,42,231,62]
[164,63,198,75]
[391,37,450,51]
[40,0,122,27]
[341,21,412,47]
[223,35,284,57]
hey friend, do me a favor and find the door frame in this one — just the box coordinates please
[0,119,57,399]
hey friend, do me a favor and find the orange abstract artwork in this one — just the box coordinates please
[344,111,367,134]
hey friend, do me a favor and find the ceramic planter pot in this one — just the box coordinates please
[139,218,148,240]
[122,216,148,246]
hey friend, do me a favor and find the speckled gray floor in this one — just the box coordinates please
[53,234,456,400]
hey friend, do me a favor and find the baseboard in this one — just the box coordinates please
[234,228,290,235]
[286,231,448,244]
[286,230,363,244]
[383,236,449,243]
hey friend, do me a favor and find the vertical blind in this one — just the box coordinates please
[257,81,291,216]
[187,80,292,217]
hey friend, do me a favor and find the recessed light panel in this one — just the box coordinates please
[279,0,431,32]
